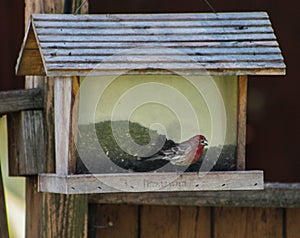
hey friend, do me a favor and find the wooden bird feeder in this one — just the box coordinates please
[15,12,285,194]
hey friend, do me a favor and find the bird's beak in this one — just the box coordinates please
[201,139,208,146]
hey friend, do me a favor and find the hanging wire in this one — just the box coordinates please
[74,0,88,15]
[204,0,217,14]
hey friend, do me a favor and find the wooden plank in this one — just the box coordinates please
[0,163,9,238]
[39,40,280,49]
[54,76,79,175]
[45,67,286,77]
[7,110,45,176]
[0,89,43,114]
[141,205,179,238]
[237,76,248,170]
[46,61,286,70]
[178,206,199,238]
[44,54,283,64]
[33,19,272,29]
[88,183,300,208]
[37,33,276,43]
[45,62,286,77]
[36,26,274,36]
[43,77,56,173]
[178,207,212,238]
[214,207,283,238]
[195,207,212,238]
[7,113,23,176]
[32,12,270,21]
[38,171,264,194]
[89,205,138,238]
[286,208,300,238]
[42,47,282,56]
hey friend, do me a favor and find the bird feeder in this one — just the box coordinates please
[15,12,285,194]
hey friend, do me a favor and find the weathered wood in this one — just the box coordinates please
[7,110,45,176]
[45,68,285,77]
[16,12,285,76]
[37,26,275,36]
[42,47,282,56]
[88,183,300,207]
[54,76,79,175]
[16,24,45,76]
[38,34,277,43]
[32,12,270,21]
[44,54,283,63]
[38,171,264,194]
[33,19,272,29]
[26,177,88,238]
[141,205,179,238]
[0,89,43,114]
[43,77,55,173]
[286,208,300,238]
[40,40,280,49]
[0,163,9,238]
[91,205,138,238]
[24,1,88,238]
[237,76,248,170]
[214,207,283,238]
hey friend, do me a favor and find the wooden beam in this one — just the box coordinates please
[7,110,45,176]
[0,88,43,115]
[23,1,88,238]
[54,76,79,175]
[38,171,264,194]
[237,75,248,170]
[88,183,300,208]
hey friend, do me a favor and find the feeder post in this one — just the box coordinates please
[237,75,248,170]
[54,77,79,175]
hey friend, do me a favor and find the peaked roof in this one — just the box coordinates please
[16,12,285,76]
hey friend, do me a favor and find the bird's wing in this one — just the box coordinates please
[159,140,192,158]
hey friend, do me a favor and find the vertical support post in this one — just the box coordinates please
[237,75,248,170]
[54,77,79,175]
[23,2,87,237]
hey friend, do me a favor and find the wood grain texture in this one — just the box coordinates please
[0,88,43,115]
[0,164,9,238]
[7,110,45,176]
[88,183,300,208]
[286,208,300,238]
[43,77,55,173]
[141,205,179,238]
[214,207,283,238]
[178,207,212,238]
[195,207,212,238]
[54,77,79,175]
[237,75,248,170]
[16,24,46,76]
[91,205,138,238]
[38,171,264,194]
[24,1,88,238]
[16,12,286,76]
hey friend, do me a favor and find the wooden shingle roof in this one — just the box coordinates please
[16,12,286,76]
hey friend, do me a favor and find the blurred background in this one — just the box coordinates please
[0,0,299,237]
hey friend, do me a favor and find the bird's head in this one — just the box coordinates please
[194,135,208,146]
